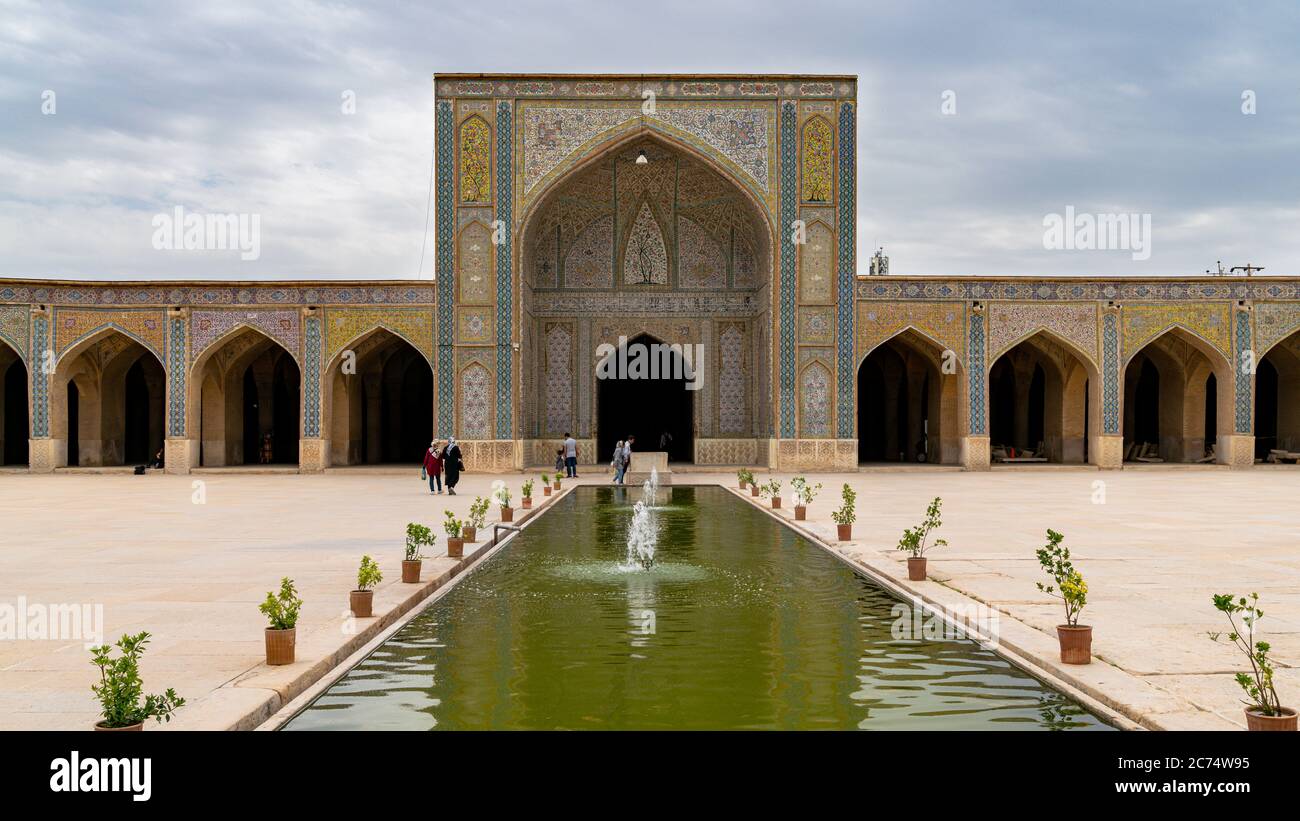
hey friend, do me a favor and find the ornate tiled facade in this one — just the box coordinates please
[4,75,1298,474]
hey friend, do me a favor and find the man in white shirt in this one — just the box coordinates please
[563,432,578,478]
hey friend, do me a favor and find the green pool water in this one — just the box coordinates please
[285,486,1112,731]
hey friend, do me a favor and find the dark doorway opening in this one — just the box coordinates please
[3,360,28,465]
[67,382,80,466]
[271,356,300,464]
[1131,357,1160,448]
[1256,358,1279,458]
[1204,373,1217,451]
[596,334,694,463]
[856,345,932,463]
[123,358,154,464]
[242,369,260,463]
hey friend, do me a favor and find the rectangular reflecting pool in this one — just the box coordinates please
[285,486,1113,730]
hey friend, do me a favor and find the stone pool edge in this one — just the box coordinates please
[194,486,581,732]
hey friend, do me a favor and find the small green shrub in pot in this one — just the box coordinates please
[897,496,947,581]
[403,522,435,583]
[90,631,185,730]
[443,509,465,558]
[790,477,821,519]
[522,478,535,507]
[465,497,489,541]
[1036,529,1092,665]
[831,483,856,540]
[351,555,383,618]
[1210,593,1295,730]
[737,468,754,489]
[260,577,303,665]
[760,479,783,508]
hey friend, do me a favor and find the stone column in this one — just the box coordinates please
[1096,305,1123,469]
[364,373,381,464]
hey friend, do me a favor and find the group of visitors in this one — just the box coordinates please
[554,433,579,478]
[610,435,635,484]
[421,437,464,495]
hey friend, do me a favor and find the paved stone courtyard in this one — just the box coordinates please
[1,467,1297,730]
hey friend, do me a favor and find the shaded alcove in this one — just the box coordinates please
[987,332,1094,464]
[49,329,165,467]
[1123,328,1232,463]
[1255,329,1300,459]
[596,334,694,463]
[325,330,434,466]
[0,343,29,466]
[856,330,959,465]
[191,327,301,466]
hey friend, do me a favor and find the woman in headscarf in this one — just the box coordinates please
[422,440,443,494]
[443,437,464,495]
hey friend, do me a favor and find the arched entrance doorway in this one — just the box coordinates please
[325,330,433,465]
[0,341,29,466]
[1123,327,1232,463]
[856,329,960,464]
[1256,328,1300,460]
[516,131,773,467]
[49,329,165,467]
[987,331,1096,464]
[191,327,301,466]
[596,334,694,463]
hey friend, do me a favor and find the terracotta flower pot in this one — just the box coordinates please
[500,506,514,522]
[349,589,374,618]
[837,523,851,541]
[463,525,477,543]
[770,496,781,509]
[94,721,143,732]
[794,505,806,520]
[738,481,747,490]
[553,481,561,491]
[907,556,927,581]
[750,485,759,497]
[1056,624,1092,665]
[401,559,422,583]
[543,486,552,496]
[1245,707,1297,731]
[446,537,464,559]
[265,627,296,666]
[523,497,532,509]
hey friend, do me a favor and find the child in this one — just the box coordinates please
[554,447,565,473]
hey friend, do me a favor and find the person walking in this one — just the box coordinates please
[563,432,578,478]
[620,435,634,484]
[658,429,673,455]
[422,440,443,494]
[610,439,625,484]
[443,437,464,495]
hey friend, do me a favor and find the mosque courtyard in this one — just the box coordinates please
[1,467,1296,731]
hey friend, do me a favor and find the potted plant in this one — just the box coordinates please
[760,479,783,509]
[542,473,552,496]
[737,468,754,491]
[443,510,465,558]
[552,473,562,491]
[832,483,856,540]
[260,576,303,666]
[403,522,435,583]
[465,497,488,543]
[90,632,185,731]
[350,555,382,618]
[522,478,535,509]
[492,479,513,522]
[790,477,821,521]
[1036,529,1091,665]
[897,497,947,581]
[1210,593,1296,731]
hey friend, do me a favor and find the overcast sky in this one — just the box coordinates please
[1,0,1297,280]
